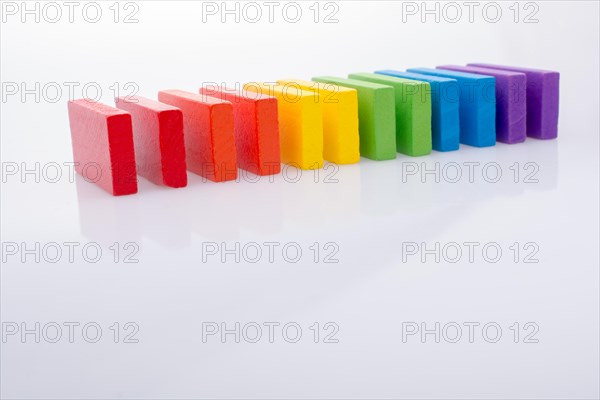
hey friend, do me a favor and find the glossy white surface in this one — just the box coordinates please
[1,1,599,398]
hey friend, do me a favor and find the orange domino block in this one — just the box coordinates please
[199,86,281,176]
[243,82,323,170]
[277,79,360,164]
[67,99,137,196]
[158,90,237,182]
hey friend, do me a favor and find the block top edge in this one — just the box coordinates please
[437,65,526,78]
[116,96,181,112]
[243,82,317,98]
[312,76,394,90]
[159,89,231,106]
[199,86,276,102]
[69,99,130,116]
[349,72,428,86]
[408,67,494,81]
[467,63,560,76]
[277,79,357,94]
[375,70,458,83]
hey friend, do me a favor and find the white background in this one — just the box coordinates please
[1,1,599,399]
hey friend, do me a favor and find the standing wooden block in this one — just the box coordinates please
[408,68,496,148]
[312,76,396,161]
[243,83,323,170]
[349,72,432,156]
[437,65,527,144]
[199,87,281,176]
[67,99,137,196]
[375,70,460,152]
[468,63,559,139]
[116,96,187,188]
[277,79,360,165]
[158,90,237,183]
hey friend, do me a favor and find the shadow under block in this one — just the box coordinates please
[438,65,526,144]
[199,87,281,176]
[243,83,323,170]
[408,67,496,148]
[158,90,237,182]
[312,76,396,161]
[468,63,559,139]
[349,72,432,156]
[375,70,460,152]
[67,99,137,196]
[277,79,360,165]
[115,96,187,188]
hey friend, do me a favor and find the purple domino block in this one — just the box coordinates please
[468,63,559,139]
[437,65,526,144]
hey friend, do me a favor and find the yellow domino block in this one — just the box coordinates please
[243,82,324,170]
[278,79,360,164]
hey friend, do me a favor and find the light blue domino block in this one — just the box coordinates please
[376,70,460,152]
[407,67,496,147]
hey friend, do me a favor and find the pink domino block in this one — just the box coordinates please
[116,96,187,188]
[67,99,137,196]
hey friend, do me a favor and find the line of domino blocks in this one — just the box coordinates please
[67,63,559,196]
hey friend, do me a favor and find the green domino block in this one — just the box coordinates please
[349,73,432,157]
[312,76,396,161]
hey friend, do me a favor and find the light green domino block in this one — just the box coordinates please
[349,73,432,156]
[312,76,396,161]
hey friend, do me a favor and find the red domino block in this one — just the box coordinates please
[158,90,238,182]
[67,99,137,196]
[115,96,187,188]
[199,87,280,176]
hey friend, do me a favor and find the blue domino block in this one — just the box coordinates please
[407,67,496,147]
[375,70,460,152]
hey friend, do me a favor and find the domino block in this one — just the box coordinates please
[158,90,237,182]
[243,83,323,170]
[468,63,559,139]
[349,72,432,156]
[277,79,360,165]
[115,96,187,187]
[312,76,396,161]
[408,67,496,147]
[67,99,137,196]
[438,65,526,144]
[199,86,280,176]
[375,70,460,152]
